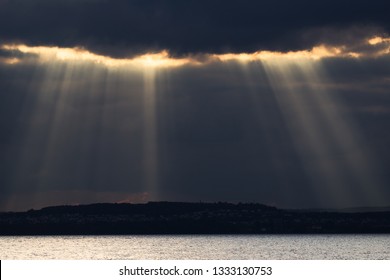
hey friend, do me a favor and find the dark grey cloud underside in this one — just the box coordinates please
[1,0,389,57]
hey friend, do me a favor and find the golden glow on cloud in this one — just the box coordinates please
[1,36,389,68]
[132,51,195,68]
[367,36,390,56]
[1,44,193,68]
[0,57,20,64]
[368,36,390,45]
[213,45,345,62]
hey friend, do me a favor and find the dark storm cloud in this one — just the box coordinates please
[0,48,37,62]
[0,48,21,59]
[0,0,389,57]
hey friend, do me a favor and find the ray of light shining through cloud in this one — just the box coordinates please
[262,59,384,207]
[0,36,389,211]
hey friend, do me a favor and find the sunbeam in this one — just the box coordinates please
[262,58,385,208]
[142,67,159,200]
[0,35,389,210]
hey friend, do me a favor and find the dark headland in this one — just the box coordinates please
[1,202,390,235]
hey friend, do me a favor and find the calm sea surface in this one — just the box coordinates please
[0,235,389,259]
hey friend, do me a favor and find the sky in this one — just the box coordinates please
[1,0,390,211]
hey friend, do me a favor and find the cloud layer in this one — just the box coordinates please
[1,0,389,57]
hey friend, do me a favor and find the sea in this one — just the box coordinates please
[0,235,389,259]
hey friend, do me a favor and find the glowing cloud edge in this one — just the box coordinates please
[1,36,389,68]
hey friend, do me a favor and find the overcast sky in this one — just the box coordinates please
[1,0,390,211]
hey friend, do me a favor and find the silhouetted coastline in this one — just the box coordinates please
[0,202,389,235]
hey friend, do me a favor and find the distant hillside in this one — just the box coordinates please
[0,202,389,235]
[338,206,390,213]
[287,206,390,213]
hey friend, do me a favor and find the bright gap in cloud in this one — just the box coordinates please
[0,45,194,68]
[1,36,389,68]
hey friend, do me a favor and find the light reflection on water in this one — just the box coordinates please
[0,235,389,260]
